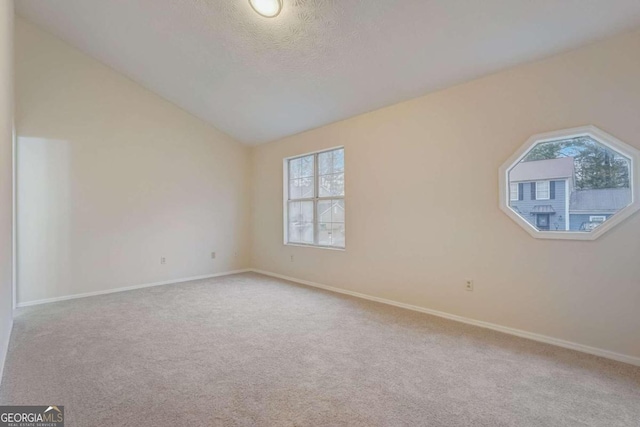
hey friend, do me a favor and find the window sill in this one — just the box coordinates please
[284,243,346,252]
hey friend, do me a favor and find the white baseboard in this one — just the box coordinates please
[249,269,640,367]
[16,269,251,308]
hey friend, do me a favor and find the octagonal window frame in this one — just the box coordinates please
[499,126,640,240]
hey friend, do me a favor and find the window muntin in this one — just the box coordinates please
[510,183,519,201]
[286,148,345,248]
[536,180,550,200]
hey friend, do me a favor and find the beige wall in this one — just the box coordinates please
[251,29,640,360]
[12,14,640,362]
[0,0,14,379]
[15,18,251,304]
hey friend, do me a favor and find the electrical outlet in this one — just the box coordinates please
[465,279,474,291]
[161,257,166,265]
[211,252,216,259]
[290,255,294,262]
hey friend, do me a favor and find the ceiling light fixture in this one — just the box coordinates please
[249,0,283,18]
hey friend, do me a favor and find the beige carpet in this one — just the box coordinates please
[1,272,638,426]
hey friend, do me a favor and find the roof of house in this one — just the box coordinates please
[510,157,575,182]
[569,188,632,212]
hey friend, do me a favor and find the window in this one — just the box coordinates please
[509,183,519,201]
[536,180,550,200]
[501,126,640,240]
[285,147,345,248]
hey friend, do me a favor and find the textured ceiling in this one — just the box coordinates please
[16,0,640,145]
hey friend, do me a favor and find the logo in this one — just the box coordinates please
[0,405,64,426]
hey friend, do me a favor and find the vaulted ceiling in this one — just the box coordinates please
[16,0,640,145]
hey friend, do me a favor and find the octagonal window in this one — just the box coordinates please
[500,126,640,240]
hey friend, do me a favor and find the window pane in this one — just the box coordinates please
[332,199,345,223]
[317,200,332,223]
[289,179,302,199]
[319,173,344,197]
[331,222,346,247]
[333,149,344,173]
[288,201,301,242]
[300,177,314,198]
[318,175,331,197]
[318,222,332,246]
[288,201,314,244]
[300,223,314,243]
[300,201,314,223]
[289,178,314,200]
[318,151,333,175]
[318,199,345,223]
[289,201,313,223]
[289,222,314,244]
[289,157,302,179]
[288,221,301,243]
[289,179,301,199]
[318,222,345,247]
[288,201,300,223]
[300,155,314,178]
[332,173,345,196]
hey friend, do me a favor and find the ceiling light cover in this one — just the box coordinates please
[249,0,283,18]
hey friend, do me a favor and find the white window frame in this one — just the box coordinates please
[510,183,519,201]
[283,147,345,250]
[589,215,606,223]
[536,180,550,200]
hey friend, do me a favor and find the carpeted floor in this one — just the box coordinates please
[0,273,638,426]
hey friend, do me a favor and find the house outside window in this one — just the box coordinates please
[501,126,639,240]
[285,147,345,249]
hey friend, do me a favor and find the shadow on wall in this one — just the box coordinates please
[17,137,71,303]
